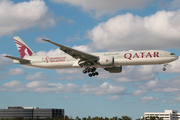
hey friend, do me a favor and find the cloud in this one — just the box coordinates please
[97,65,158,82]
[56,68,83,74]
[0,54,12,70]
[36,43,93,56]
[0,81,125,96]
[132,90,147,96]
[36,48,64,56]
[106,95,122,100]
[87,10,180,51]
[72,45,93,53]
[56,96,69,100]
[137,75,180,95]
[141,96,159,103]
[162,97,180,103]
[50,0,152,18]
[8,68,26,75]
[1,80,25,92]
[35,36,50,43]
[170,0,180,9]
[25,72,49,80]
[80,82,125,95]
[0,0,56,37]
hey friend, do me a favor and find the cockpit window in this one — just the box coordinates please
[171,53,175,55]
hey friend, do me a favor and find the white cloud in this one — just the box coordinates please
[141,96,159,103]
[132,90,147,96]
[56,68,83,74]
[137,75,180,94]
[36,44,93,56]
[1,80,25,92]
[36,48,64,56]
[8,68,26,75]
[3,80,23,88]
[87,10,180,51]
[72,45,93,53]
[106,95,122,100]
[0,0,56,37]
[50,0,152,18]
[97,65,158,82]
[57,96,69,100]
[170,0,180,9]
[56,68,85,81]
[0,81,125,96]
[80,82,125,95]
[162,97,180,103]
[0,54,12,70]
[35,36,49,43]
[56,74,84,81]
[165,57,180,73]
[25,72,49,80]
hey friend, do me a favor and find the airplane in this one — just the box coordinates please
[4,36,178,77]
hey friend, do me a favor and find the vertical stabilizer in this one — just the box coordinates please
[14,36,37,58]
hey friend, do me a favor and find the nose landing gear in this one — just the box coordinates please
[162,64,168,71]
[82,67,99,77]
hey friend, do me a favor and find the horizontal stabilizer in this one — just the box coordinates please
[4,55,30,62]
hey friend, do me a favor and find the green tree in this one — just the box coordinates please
[88,116,92,120]
[44,117,52,120]
[113,116,118,120]
[76,116,81,120]
[121,116,132,120]
[104,117,109,120]
[11,117,25,120]
[82,117,86,120]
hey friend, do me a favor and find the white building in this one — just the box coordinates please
[143,110,180,120]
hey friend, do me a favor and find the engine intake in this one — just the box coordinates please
[105,66,122,73]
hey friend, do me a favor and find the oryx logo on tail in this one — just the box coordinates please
[14,36,36,58]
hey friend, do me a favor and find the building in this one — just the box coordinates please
[143,110,180,120]
[0,106,64,120]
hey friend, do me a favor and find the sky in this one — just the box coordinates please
[1,0,180,119]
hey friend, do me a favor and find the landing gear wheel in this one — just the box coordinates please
[89,73,92,77]
[83,70,87,74]
[95,72,99,75]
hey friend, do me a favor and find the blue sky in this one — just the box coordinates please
[1,0,180,119]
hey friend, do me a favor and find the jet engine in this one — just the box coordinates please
[104,66,122,73]
[98,56,114,66]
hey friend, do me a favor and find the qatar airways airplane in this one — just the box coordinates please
[4,36,178,77]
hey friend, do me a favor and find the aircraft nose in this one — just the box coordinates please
[175,55,179,60]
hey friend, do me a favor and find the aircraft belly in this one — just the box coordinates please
[31,61,77,69]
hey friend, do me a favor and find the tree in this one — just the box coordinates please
[121,116,132,120]
[76,116,81,120]
[88,116,92,120]
[82,117,87,120]
[44,117,52,120]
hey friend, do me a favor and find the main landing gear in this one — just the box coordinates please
[82,67,99,77]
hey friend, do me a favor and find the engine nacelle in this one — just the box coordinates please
[104,66,122,73]
[98,56,114,66]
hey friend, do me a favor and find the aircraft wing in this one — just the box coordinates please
[4,55,30,62]
[43,39,98,61]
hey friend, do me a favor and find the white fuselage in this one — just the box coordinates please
[13,50,178,69]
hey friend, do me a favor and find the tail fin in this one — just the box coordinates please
[14,36,37,58]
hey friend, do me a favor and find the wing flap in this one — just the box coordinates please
[43,39,98,60]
